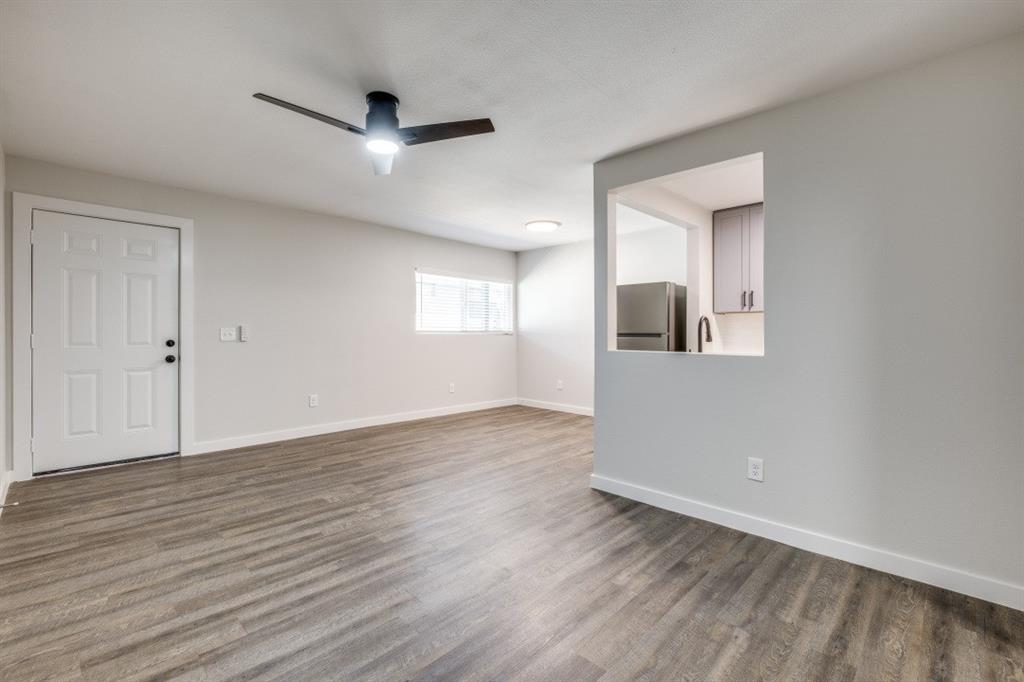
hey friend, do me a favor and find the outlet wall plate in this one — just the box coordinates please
[219,327,237,342]
[449,382,456,394]
[308,393,319,408]
[747,457,764,482]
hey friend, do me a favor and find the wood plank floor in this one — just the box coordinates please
[1,406,1020,681]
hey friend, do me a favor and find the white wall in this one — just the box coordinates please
[516,240,593,413]
[4,157,518,451]
[615,224,686,286]
[593,36,1024,608]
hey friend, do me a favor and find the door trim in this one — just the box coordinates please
[12,193,195,481]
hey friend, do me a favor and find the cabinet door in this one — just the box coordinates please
[713,208,746,313]
[747,204,764,312]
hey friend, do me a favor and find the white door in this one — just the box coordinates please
[32,210,180,473]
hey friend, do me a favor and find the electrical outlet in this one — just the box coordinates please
[308,393,319,408]
[219,326,237,342]
[449,382,456,394]
[747,457,764,482]
[556,379,564,391]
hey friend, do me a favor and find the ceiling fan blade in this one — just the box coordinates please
[253,93,365,135]
[398,118,494,146]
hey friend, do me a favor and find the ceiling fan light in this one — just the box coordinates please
[525,220,561,233]
[369,150,395,176]
[366,137,400,154]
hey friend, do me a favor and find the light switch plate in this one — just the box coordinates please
[219,327,237,342]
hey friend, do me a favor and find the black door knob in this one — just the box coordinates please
[166,340,176,347]
[165,355,177,363]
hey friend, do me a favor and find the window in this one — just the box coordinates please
[415,270,513,333]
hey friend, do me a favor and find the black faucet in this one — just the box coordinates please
[697,316,712,353]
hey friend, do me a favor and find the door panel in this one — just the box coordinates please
[64,371,101,438]
[64,268,101,347]
[124,273,156,346]
[124,369,156,431]
[64,230,102,256]
[713,208,746,313]
[32,210,180,473]
[748,204,764,312]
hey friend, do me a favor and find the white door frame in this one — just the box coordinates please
[12,193,195,481]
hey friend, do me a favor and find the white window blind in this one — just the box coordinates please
[415,271,513,333]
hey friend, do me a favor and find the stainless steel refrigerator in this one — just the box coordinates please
[617,282,686,351]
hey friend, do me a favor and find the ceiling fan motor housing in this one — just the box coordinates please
[366,91,400,136]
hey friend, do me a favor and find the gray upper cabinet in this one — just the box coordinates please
[713,208,745,312]
[713,203,763,313]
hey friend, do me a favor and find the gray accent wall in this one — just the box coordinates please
[592,36,1023,604]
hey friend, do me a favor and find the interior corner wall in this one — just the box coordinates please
[593,35,1024,608]
[615,226,687,288]
[516,240,594,414]
[4,157,518,454]
[0,143,9,497]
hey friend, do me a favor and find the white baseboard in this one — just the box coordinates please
[590,473,1023,611]
[517,398,594,416]
[186,398,519,456]
[0,469,13,519]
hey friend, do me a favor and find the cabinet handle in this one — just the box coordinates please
[741,291,746,309]
[749,290,754,309]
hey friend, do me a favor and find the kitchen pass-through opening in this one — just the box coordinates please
[608,152,765,357]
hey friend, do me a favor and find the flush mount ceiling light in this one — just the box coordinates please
[253,91,495,176]
[525,220,562,233]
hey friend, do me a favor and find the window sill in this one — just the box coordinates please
[416,331,515,336]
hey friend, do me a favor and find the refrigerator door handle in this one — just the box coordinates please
[741,291,746,309]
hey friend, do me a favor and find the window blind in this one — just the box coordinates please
[415,271,513,333]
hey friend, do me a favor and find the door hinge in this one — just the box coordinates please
[30,333,37,349]
[30,437,36,454]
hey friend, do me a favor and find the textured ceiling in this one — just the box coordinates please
[1,1,1020,250]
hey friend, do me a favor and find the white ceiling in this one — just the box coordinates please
[659,154,764,212]
[616,204,680,236]
[1,2,1020,251]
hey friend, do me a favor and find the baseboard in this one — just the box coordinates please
[517,398,594,416]
[0,469,13,519]
[186,398,519,455]
[590,473,1023,611]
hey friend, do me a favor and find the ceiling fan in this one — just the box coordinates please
[253,91,495,175]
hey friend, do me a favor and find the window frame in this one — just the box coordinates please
[414,268,515,335]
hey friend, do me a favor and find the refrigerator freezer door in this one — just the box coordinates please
[617,335,670,351]
[617,282,670,334]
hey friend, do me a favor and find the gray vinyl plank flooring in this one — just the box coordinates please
[0,406,1020,681]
